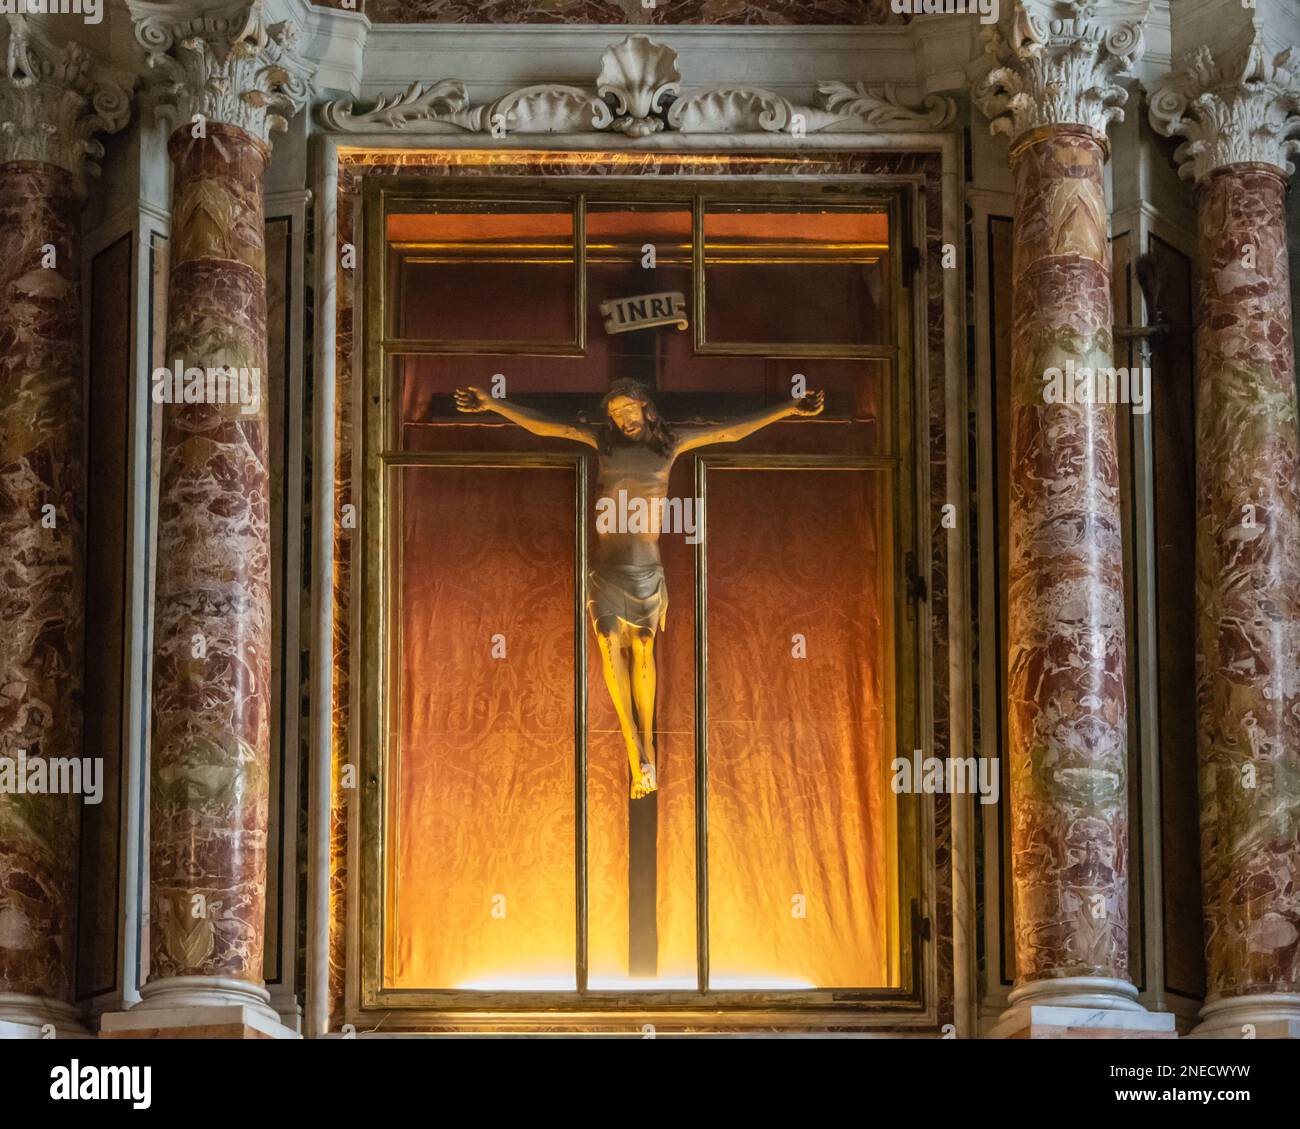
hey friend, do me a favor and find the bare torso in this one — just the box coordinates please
[592,440,677,568]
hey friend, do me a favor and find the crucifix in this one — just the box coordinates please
[455,378,824,976]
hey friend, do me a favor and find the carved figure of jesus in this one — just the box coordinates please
[455,378,824,798]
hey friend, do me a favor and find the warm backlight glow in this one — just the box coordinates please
[454,974,578,992]
[587,975,817,992]
[382,199,900,998]
[455,975,816,992]
[387,465,897,993]
[387,207,888,247]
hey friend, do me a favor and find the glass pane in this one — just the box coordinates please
[581,204,706,989]
[584,202,693,383]
[386,464,578,991]
[703,204,891,347]
[585,457,699,992]
[704,466,896,989]
[388,201,576,344]
[377,191,903,1004]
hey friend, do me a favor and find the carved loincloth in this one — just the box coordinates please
[586,563,668,633]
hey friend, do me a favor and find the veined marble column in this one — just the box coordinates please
[1152,39,1300,1040]
[0,20,128,1037]
[103,2,310,1039]
[976,1,1172,1038]
[147,117,275,1015]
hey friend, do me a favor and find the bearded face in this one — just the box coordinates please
[606,395,649,442]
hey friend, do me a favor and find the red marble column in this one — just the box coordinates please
[146,123,274,1000]
[0,21,128,1033]
[95,2,311,1040]
[1004,125,1132,996]
[973,2,1170,1037]
[1194,164,1300,1018]
[1150,29,1300,1037]
[0,162,86,1034]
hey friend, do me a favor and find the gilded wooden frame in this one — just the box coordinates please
[358,169,933,1030]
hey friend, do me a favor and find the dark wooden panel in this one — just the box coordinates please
[1113,232,1145,994]
[1147,233,1205,1001]
[988,213,1015,986]
[264,215,292,985]
[77,232,132,1000]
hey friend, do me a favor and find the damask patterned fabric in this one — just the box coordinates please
[391,465,578,989]
[705,467,890,988]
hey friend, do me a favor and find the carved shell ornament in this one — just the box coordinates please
[318,33,956,136]
[597,35,681,137]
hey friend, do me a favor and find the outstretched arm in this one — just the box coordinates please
[673,391,825,455]
[454,386,599,448]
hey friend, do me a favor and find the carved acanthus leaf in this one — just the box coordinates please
[318,79,470,131]
[1149,37,1300,182]
[972,0,1149,140]
[130,0,313,144]
[0,14,132,189]
[818,82,958,130]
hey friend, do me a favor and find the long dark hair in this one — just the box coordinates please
[595,379,675,456]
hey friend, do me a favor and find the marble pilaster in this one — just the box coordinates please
[0,18,128,1037]
[1151,35,1300,1039]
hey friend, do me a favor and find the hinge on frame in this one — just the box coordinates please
[907,245,923,285]
[912,899,932,943]
[905,550,928,605]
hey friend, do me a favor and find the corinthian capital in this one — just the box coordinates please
[0,15,132,191]
[130,0,313,145]
[1150,37,1300,183]
[973,0,1149,142]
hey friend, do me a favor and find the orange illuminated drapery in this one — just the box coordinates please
[388,462,892,992]
[388,464,577,990]
[704,467,891,988]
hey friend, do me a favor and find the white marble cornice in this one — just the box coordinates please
[972,0,1149,141]
[319,32,956,136]
[128,0,314,145]
[295,0,365,98]
[1149,34,1300,182]
[0,14,131,190]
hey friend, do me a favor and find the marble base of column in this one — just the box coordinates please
[268,984,303,1034]
[0,992,90,1038]
[1187,994,1300,1040]
[989,977,1175,1039]
[98,976,299,1040]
